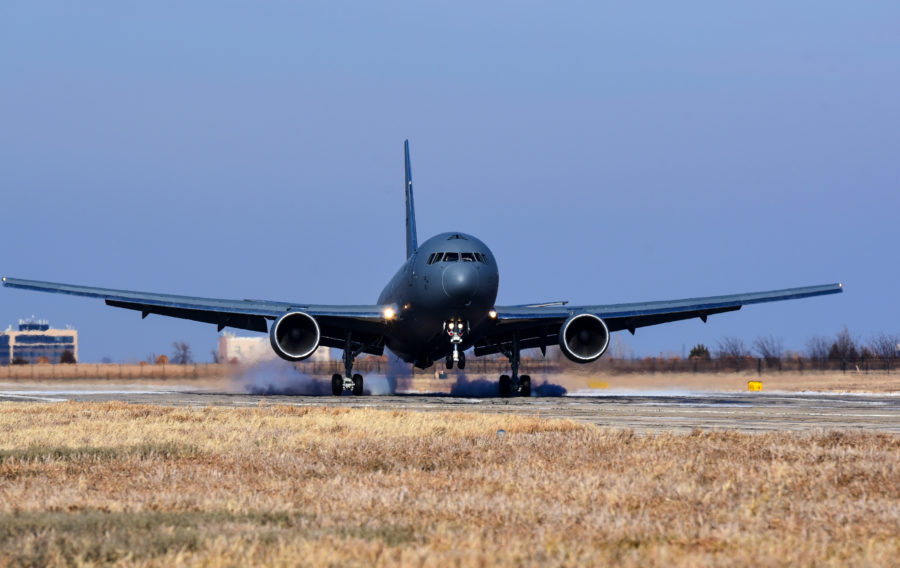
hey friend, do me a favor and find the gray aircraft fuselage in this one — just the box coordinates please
[377,231,498,367]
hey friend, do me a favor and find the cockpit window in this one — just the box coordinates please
[428,251,488,264]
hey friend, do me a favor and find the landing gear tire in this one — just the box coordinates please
[331,374,343,396]
[352,373,364,396]
[499,374,511,397]
[457,351,466,370]
[519,374,531,397]
[445,355,453,370]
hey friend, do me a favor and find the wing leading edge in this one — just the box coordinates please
[474,283,843,356]
[1,277,390,355]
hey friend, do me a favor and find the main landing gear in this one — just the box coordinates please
[332,331,365,396]
[497,331,530,397]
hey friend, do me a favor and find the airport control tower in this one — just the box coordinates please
[0,319,78,364]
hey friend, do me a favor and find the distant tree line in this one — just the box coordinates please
[4,330,898,371]
[683,326,900,372]
[565,327,900,374]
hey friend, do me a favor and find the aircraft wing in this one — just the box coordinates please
[1,277,390,355]
[474,283,843,356]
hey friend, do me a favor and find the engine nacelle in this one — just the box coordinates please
[558,313,610,363]
[269,311,321,362]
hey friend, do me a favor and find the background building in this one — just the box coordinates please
[0,319,78,365]
[218,332,331,364]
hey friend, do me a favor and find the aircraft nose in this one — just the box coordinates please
[442,263,479,303]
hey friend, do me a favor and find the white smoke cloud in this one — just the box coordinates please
[231,360,332,395]
[230,360,567,398]
[232,360,398,395]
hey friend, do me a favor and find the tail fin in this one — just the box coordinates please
[404,139,418,258]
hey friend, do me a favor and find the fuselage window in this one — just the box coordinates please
[461,252,476,262]
[443,252,459,262]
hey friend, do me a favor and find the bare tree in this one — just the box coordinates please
[171,341,193,365]
[805,336,830,362]
[609,335,634,360]
[753,335,784,366]
[829,326,858,361]
[716,336,748,359]
[869,332,900,371]
[716,336,748,371]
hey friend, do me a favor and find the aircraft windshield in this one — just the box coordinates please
[426,252,488,264]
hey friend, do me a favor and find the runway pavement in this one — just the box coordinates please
[2,380,898,433]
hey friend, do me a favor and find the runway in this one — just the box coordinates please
[2,381,898,433]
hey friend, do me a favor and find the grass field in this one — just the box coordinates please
[547,370,900,394]
[1,402,898,566]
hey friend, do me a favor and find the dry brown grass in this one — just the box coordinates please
[526,370,900,394]
[0,364,225,381]
[0,402,898,567]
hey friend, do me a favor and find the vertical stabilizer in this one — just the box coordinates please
[404,139,418,258]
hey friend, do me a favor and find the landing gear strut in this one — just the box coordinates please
[333,331,365,396]
[498,331,530,397]
[444,319,468,370]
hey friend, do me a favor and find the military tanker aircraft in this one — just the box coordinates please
[3,141,842,396]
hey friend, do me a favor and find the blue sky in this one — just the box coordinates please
[2,2,898,362]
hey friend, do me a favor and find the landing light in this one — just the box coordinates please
[448,322,455,330]
[383,307,396,320]
[488,309,498,319]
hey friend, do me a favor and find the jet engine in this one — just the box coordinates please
[558,313,610,363]
[269,311,321,361]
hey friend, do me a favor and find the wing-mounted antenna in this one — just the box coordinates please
[404,139,418,259]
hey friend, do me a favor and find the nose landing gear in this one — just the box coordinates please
[446,351,466,370]
[444,319,468,370]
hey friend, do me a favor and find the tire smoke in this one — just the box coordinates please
[232,360,399,395]
[449,372,568,398]
[232,360,332,396]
